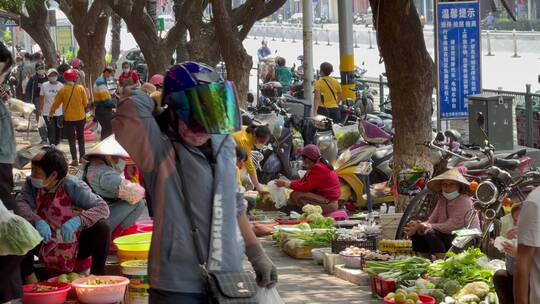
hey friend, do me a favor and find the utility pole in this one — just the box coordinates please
[338,0,355,101]
[303,0,314,114]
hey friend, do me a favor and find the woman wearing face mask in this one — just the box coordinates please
[15,146,110,278]
[112,62,277,303]
[39,69,64,145]
[404,168,480,260]
[276,144,341,214]
[118,61,140,88]
[232,124,272,193]
[78,135,146,242]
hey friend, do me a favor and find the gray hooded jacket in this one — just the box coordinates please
[112,90,246,293]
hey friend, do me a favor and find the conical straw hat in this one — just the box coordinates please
[427,168,469,193]
[85,135,129,158]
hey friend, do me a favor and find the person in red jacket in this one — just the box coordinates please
[118,61,140,87]
[276,144,340,214]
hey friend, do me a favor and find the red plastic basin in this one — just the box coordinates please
[22,282,71,304]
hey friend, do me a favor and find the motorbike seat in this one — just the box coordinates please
[494,158,520,170]
[461,157,491,170]
[372,147,393,167]
[282,94,310,105]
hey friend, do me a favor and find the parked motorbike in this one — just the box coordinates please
[335,117,394,210]
[395,113,534,240]
[450,166,540,254]
[251,103,302,184]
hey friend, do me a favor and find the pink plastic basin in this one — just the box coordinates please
[22,282,71,304]
[71,275,129,304]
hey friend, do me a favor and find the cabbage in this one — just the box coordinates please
[0,201,42,256]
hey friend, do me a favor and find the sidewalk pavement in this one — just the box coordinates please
[259,238,379,304]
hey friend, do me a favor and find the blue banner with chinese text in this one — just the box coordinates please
[437,1,481,119]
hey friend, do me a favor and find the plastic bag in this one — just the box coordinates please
[268,181,289,209]
[257,287,284,304]
[0,200,42,256]
[38,116,46,128]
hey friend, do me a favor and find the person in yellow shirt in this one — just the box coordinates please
[314,62,342,123]
[49,69,88,166]
[232,124,271,193]
[236,147,247,189]
[149,74,164,116]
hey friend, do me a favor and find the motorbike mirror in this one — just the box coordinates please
[476,112,485,127]
[247,92,255,104]
[435,132,445,142]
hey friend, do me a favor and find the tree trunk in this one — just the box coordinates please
[72,16,109,89]
[175,31,190,63]
[210,0,260,106]
[173,0,189,63]
[145,49,173,77]
[19,1,56,67]
[111,13,122,63]
[186,28,221,66]
[369,0,434,212]
[146,0,158,26]
[59,0,111,89]
[21,21,56,67]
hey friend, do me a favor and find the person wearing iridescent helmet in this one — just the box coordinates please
[112,62,277,303]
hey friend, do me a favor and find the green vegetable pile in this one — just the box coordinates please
[274,229,335,248]
[0,202,43,256]
[300,230,335,248]
[427,248,495,285]
[309,217,335,229]
[364,256,431,281]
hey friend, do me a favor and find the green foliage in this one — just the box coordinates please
[63,49,77,63]
[493,18,540,31]
[2,29,11,44]
[0,0,40,14]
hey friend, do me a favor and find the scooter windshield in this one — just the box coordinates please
[360,120,392,144]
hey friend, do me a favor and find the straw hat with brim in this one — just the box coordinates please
[427,168,470,193]
[85,135,129,158]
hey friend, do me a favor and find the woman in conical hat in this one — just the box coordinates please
[79,135,146,242]
[404,168,480,260]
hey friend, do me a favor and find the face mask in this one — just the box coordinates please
[31,177,45,189]
[255,143,266,150]
[37,69,45,76]
[115,159,126,173]
[443,190,460,201]
[123,68,130,74]
[178,120,210,147]
[48,76,58,82]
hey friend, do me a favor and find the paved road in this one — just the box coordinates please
[259,238,379,304]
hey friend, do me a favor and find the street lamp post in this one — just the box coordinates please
[338,0,356,101]
[302,0,314,114]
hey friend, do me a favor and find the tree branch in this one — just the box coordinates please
[233,0,286,26]
[238,0,265,40]
[132,0,147,16]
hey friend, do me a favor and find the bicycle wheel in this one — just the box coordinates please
[395,188,439,240]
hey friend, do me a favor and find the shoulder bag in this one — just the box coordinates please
[57,86,75,129]
[171,141,258,304]
[323,78,348,114]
